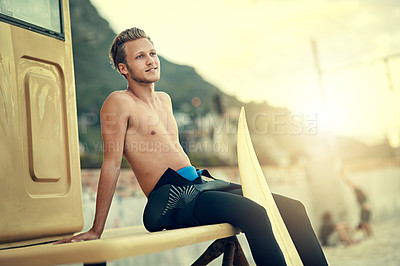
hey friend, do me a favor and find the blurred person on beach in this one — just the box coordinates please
[342,168,373,238]
[319,211,354,246]
[357,198,373,237]
[54,27,328,266]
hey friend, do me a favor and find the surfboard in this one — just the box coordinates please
[237,107,303,265]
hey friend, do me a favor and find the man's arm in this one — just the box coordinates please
[55,92,128,244]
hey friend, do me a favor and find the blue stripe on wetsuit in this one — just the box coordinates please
[176,166,202,181]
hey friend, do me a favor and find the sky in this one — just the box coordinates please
[89,0,400,146]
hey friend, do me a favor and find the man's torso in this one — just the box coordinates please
[111,90,191,196]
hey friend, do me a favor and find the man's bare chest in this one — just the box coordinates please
[125,110,178,137]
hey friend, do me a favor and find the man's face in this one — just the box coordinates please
[122,38,160,83]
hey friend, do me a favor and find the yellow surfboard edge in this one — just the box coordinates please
[237,107,303,265]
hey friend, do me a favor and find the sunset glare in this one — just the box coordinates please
[89,0,400,146]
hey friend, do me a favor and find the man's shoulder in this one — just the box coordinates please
[156,91,171,101]
[101,90,131,112]
[107,90,130,101]
[156,91,172,107]
[104,90,132,104]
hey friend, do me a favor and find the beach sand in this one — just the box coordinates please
[323,217,400,266]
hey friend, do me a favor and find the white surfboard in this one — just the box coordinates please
[237,107,303,265]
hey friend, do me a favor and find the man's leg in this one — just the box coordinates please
[225,189,328,266]
[194,190,286,266]
[272,194,328,266]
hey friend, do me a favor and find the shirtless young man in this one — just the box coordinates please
[55,28,328,266]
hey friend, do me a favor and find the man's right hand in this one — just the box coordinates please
[53,229,101,244]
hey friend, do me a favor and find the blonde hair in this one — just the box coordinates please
[109,27,153,77]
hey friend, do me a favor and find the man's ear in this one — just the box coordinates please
[118,63,128,75]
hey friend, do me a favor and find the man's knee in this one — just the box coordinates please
[242,199,270,224]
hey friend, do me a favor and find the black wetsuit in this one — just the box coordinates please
[143,168,328,266]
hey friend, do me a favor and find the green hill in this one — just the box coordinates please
[69,0,389,168]
[69,0,241,116]
[69,0,247,167]
[68,0,311,167]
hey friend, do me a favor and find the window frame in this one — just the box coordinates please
[0,0,65,41]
